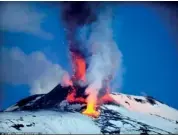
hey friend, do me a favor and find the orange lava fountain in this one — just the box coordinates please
[66,51,117,118]
[71,52,86,82]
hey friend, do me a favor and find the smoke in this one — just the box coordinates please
[61,2,98,64]
[61,2,123,103]
[82,7,123,103]
[0,47,68,95]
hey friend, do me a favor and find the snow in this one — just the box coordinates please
[110,93,178,121]
[5,105,19,112]
[0,111,101,134]
[102,104,178,134]
[1,92,178,134]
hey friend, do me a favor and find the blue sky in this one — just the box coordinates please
[1,2,178,110]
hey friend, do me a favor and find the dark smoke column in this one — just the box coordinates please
[60,2,99,84]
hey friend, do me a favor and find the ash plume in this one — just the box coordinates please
[60,2,123,102]
[60,2,99,66]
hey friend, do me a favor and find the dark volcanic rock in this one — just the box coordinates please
[15,94,44,110]
[31,84,71,109]
[11,124,24,130]
[134,98,146,104]
[145,96,157,105]
[6,84,88,111]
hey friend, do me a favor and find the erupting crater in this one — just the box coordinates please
[65,84,116,118]
[65,40,116,118]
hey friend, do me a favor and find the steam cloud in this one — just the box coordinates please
[85,9,123,99]
[0,47,68,94]
[61,2,123,101]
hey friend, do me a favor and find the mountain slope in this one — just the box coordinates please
[0,84,178,134]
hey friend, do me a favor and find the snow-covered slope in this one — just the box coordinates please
[0,111,101,134]
[1,84,178,134]
[1,104,178,134]
[110,93,178,121]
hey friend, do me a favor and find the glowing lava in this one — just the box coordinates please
[82,102,100,118]
[66,89,76,103]
[66,87,86,103]
[66,86,115,118]
[66,86,100,118]
[71,52,86,82]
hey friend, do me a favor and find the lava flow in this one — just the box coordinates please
[66,85,114,118]
[66,87,100,118]
[82,102,100,118]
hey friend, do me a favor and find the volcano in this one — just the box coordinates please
[0,84,178,134]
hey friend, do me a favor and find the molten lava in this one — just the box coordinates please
[66,89,76,103]
[66,85,100,118]
[66,85,115,118]
[82,102,100,118]
[71,52,86,82]
[66,87,86,103]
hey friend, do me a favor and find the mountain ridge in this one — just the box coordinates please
[1,84,178,134]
